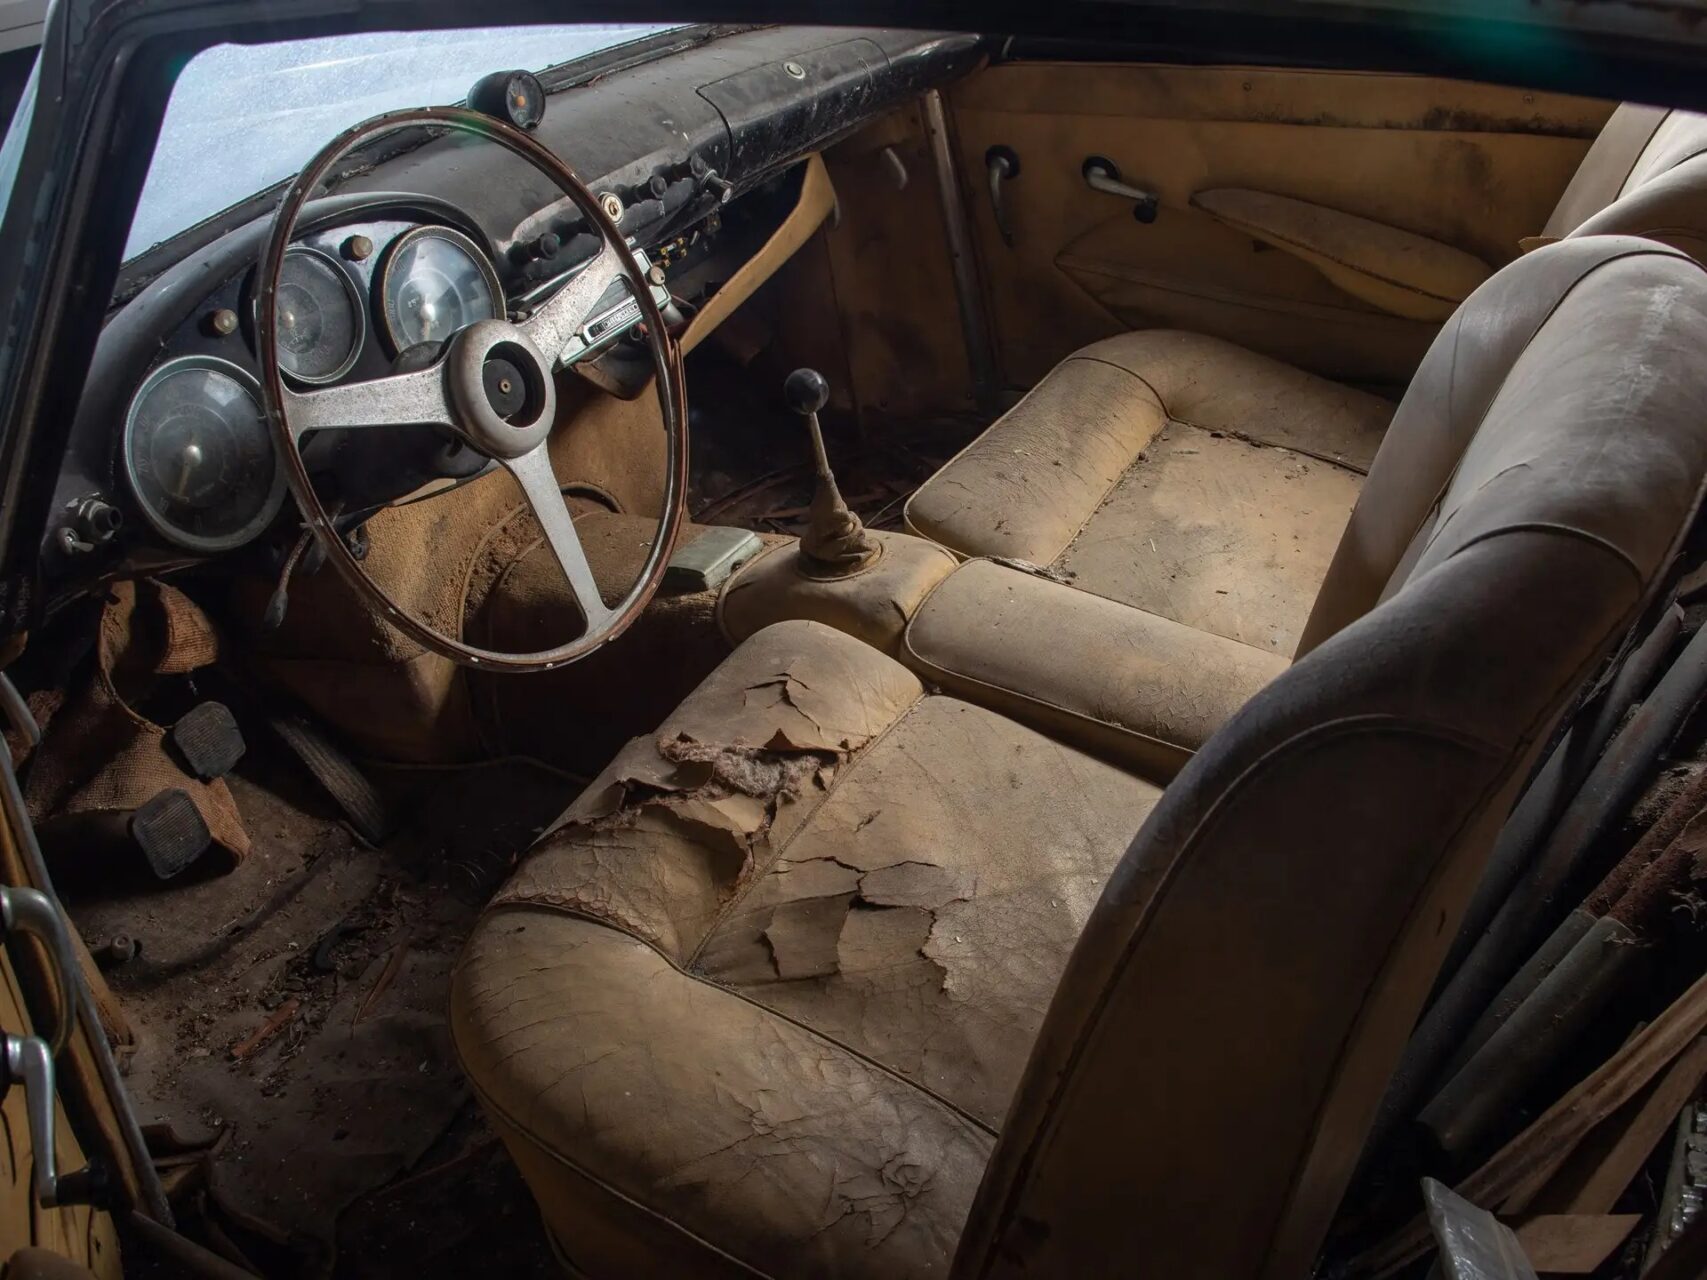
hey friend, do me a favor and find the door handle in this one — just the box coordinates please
[0,887,99,1208]
[1,885,77,1058]
[984,145,1020,247]
[1083,156,1159,223]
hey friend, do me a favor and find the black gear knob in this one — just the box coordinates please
[784,368,830,416]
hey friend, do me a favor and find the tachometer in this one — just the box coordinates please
[124,355,286,552]
[275,246,364,383]
[377,225,503,352]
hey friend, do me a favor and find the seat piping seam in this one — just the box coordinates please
[473,898,1000,1138]
[968,713,1512,1271]
[1438,521,1644,585]
[453,1068,779,1280]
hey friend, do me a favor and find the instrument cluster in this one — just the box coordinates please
[120,218,518,555]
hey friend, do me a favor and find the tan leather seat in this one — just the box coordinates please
[451,237,1707,1278]
[1545,103,1707,255]
[906,104,1707,675]
[905,330,1392,657]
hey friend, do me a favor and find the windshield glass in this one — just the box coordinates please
[125,24,679,262]
[0,52,38,237]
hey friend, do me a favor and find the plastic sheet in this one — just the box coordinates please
[1422,1178,1539,1280]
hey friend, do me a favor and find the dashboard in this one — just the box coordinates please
[36,25,985,617]
[125,217,505,555]
[109,206,671,561]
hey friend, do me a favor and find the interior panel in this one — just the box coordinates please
[948,63,1613,388]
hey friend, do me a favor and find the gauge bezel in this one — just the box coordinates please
[375,223,506,355]
[122,353,289,554]
[276,244,366,385]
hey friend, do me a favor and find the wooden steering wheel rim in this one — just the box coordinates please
[255,106,688,672]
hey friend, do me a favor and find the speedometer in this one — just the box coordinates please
[377,225,504,353]
[276,246,364,383]
[124,355,286,553]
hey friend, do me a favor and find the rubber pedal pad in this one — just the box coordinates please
[130,788,212,880]
[170,702,245,780]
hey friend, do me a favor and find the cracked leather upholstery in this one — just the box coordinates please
[453,619,1161,1276]
[456,237,1707,1278]
[904,329,1394,657]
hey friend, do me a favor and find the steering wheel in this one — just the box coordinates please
[255,107,688,672]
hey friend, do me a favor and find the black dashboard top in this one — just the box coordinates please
[45,25,983,614]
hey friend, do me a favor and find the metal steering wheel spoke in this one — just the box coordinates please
[280,360,456,438]
[522,240,626,368]
[501,446,612,628]
[255,105,688,672]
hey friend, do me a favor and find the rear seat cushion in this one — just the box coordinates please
[904,330,1392,654]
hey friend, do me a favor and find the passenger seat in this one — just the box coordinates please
[906,104,1707,657]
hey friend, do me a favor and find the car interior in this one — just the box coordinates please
[10,17,1707,1280]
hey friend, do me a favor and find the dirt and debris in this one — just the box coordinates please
[64,740,576,1277]
[230,996,300,1061]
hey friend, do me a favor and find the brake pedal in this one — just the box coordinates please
[170,701,245,781]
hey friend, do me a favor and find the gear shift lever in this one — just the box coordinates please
[784,368,879,576]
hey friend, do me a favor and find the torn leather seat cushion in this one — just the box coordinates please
[451,619,1162,1277]
[902,557,1288,778]
[903,329,1393,656]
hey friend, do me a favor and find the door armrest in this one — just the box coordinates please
[1192,188,1490,321]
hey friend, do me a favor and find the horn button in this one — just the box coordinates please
[446,319,557,459]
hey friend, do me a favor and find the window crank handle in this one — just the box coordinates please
[1083,156,1160,223]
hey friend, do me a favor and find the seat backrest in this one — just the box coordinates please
[952,236,1707,1280]
[1542,104,1707,256]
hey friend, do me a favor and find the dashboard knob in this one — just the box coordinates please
[509,232,560,266]
[784,368,830,416]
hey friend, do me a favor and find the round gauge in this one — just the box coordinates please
[123,355,286,553]
[467,69,547,130]
[275,247,364,384]
[378,225,504,353]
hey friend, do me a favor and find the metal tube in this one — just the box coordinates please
[0,747,171,1223]
[1419,914,1647,1156]
[1382,617,1707,1153]
[1449,906,1596,1078]
[922,88,998,409]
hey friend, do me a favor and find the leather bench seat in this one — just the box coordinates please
[452,618,1163,1276]
[904,330,1393,656]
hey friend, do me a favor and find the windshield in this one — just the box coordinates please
[0,52,37,237]
[125,24,679,262]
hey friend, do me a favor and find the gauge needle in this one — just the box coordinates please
[176,439,204,499]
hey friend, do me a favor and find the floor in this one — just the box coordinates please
[67,743,578,1277]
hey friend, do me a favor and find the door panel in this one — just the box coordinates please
[949,63,1613,389]
[1,950,119,1277]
